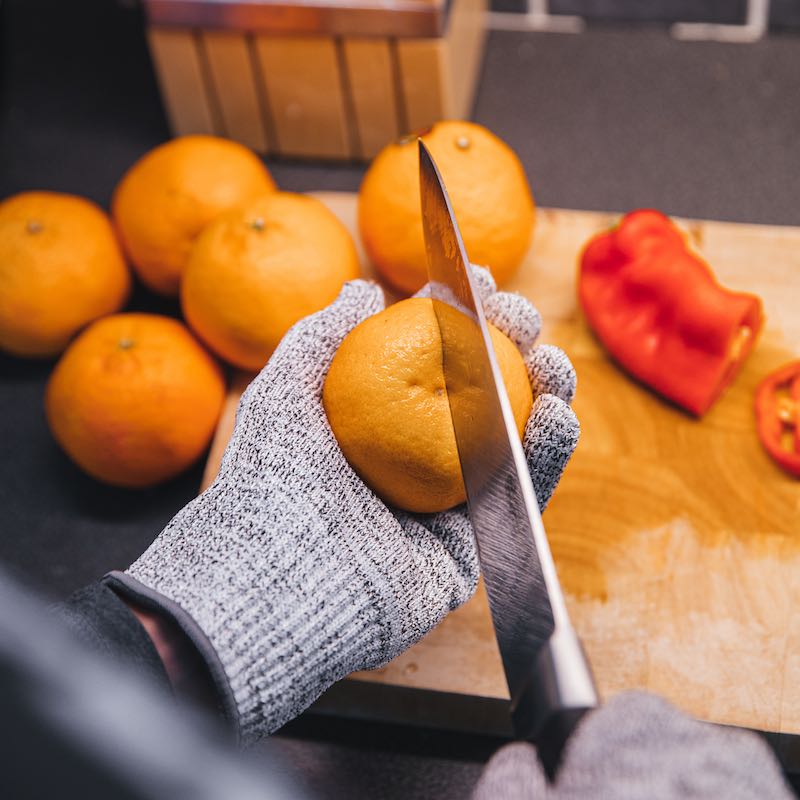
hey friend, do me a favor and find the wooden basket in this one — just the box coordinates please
[143,0,487,160]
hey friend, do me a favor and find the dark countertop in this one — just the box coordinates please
[2,1,799,797]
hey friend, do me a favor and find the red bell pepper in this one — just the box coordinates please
[755,361,800,477]
[579,209,764,416]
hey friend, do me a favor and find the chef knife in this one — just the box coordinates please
[418,140,598,777]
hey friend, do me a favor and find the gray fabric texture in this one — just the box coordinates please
[472,692,793,800]
[126,267,580,744]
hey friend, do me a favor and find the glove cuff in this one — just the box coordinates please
[104,571,240,733]
[120,533,387,744]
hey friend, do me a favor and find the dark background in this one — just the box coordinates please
[1,1,799,797]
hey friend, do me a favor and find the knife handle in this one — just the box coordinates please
[511,625,598,781]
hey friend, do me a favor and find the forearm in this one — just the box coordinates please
[122,594,222,715]
[57,579,224,723]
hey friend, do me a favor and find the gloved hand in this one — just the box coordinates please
[107,266,580,744]
[472,692,793,800]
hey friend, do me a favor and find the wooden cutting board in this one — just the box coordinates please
[202,192,800,736]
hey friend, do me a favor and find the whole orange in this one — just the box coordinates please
[358,121,535,295]
[45,313,225,488]
[112,135,275,296]
[182,192,360,371]
[323,298,533,513]
[0,192,130,358]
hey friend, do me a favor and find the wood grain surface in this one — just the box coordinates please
[147,28,218,137]
[146,0,486,160]
[202,192,800,734]
[202,31,271,153]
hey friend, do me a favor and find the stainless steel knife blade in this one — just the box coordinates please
[418,139,597,769]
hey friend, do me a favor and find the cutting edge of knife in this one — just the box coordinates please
[417,138,572,632]
[418,139,598,752]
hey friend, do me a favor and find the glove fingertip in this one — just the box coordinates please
[483,292,542,355]
[334,279,386,318]
[526,344,577,404]
[413,265,495,302]
[524,394,579,509]
[412,283,432,299]
[468,264,497,300]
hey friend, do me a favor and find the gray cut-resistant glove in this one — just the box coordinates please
[472,692,793,800]
[106,266,580,745]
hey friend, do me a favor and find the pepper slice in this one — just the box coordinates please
[579,210,764,416]
[755,361,800,477]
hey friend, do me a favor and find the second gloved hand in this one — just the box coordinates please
[107,267,579,744]
[472,692,793,800]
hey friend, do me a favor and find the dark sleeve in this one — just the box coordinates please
[55,581,171,692]
[0,568,306,800]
